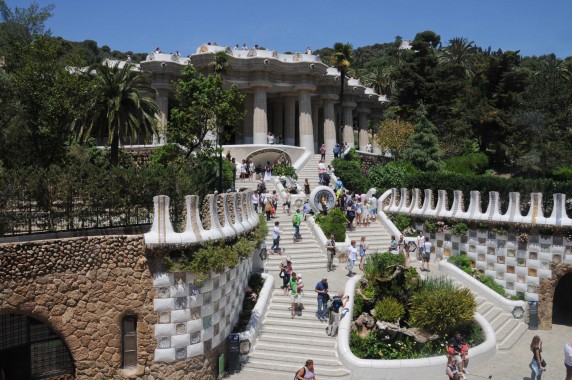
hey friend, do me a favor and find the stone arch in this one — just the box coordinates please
[244,148,292,169]
[538,262,572,329]
[0,310,75,379]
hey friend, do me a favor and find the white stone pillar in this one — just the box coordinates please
[284,95,296,146]
[154,88,169,145]
[243,93,254,144]
[272,101,283,140]
[312,100,320,152]
[342,101,356,148]
[322,94,338,156]
[297,87,315,152]
[357,107,371,152]
[371,117,382,154]
[253,86,269,145]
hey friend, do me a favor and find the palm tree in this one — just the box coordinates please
[437,37,478,77]
[73,62,159,165]
[330,42,353,106]
[362,64,397,96]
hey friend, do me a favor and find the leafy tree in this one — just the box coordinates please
[402,104,442,171]
[72,62,159,166]
[168,64,244,156]
[330,42,353,107]
[373,118,414,158]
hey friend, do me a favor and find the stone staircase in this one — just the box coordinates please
[345,221,393,255]
[296,154,332,192]
[238,178,351,380]
[428,269,528,352]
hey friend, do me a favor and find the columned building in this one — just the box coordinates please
[138,45,388,153]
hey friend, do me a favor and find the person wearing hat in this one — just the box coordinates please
[314,277,329,321]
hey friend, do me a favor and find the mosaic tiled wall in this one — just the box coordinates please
[152,257,252,362]
[423,226,572,301]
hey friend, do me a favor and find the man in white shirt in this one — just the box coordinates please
[271,221,283,253]
[417,232,426,262]
[421,239,432,272]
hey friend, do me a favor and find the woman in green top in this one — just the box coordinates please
[289,272,300,318]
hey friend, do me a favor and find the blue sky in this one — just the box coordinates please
[11,0,572,58]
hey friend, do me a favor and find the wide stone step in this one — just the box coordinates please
[498,321,528,351]
[263,316,326,330]
[262,324,329,339]
[491,312,512,331]
[242,359,351,378]
[266,251,325,259]
[267,309,328,321]
[495,317,520,343]
[483,306,502,322]
[257,332,335,348]
[477,301,494,315]
[249,351,342,367]
[268,262,328,271]
[255,341,336,357]
[240,366,351,380]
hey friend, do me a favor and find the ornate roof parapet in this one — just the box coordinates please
[144,192,259,247]
[383,188,572,227]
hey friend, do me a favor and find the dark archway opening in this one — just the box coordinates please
[0,314,75,379]
[553,273,572,325]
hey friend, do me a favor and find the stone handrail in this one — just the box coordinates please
[439,260,527,316]
[237,272,274,354]
[144,191,259,246]
[384,188,572,227]
[337,274,497,379]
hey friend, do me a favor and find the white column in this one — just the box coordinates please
[371,117,381,154]
[253,86,268,145]
[284,95,296,146]
[357,107,371,152]
[312,100,320,152]
[154,88,169,145]
[272,101,283,140]
[298,89,314,151]
[322,94,338,156]
[342,101,356,147]
[243,93,254,144]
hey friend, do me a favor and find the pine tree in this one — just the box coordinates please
[402,103,442,171]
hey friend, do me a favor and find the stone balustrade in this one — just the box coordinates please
[144,191,259,246]
[384,188,572,227]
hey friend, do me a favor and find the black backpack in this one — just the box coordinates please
[294,367,306,379]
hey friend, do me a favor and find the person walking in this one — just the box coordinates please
[320,144,326,161]
[289,272,301,318]
[304,179,311,196]
[347,240,358,276]
[283,192,291,215]
[292,208,302,242]
[565,341,572,380]
[417,231,426,261]
[294,359,316,380]
[271,221,283,254]
[327,292,348,336]
[421,238,432,272]
[325,234,336,272]
[359,236,368,271]
[314,277,329,321]
[530,335,545,380]
[251,192,259,213]
[279,258,292,294]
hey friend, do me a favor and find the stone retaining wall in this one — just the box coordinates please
[0,234,251,379]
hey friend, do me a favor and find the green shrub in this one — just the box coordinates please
[420,276,456,293]
[450,222,469,236]
[332,157,372,194]
[315,207,347,241]
[368,161,417,190]
[272,163,298,180]
[364,252,406,281]
[551,166,572,181]
[353,295,365,319]
[443,152,489,176]
[424,219,437,233]
[448,254,472,272]
[409,287,476,335]
[394,214,412,232]
[479,275,506,297]
[374,297,405,323]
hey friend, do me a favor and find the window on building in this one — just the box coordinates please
[122,316,137,368]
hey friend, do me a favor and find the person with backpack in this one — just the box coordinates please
[327,292,348,336]
[292,209,302,242]
[294,359,316,380]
